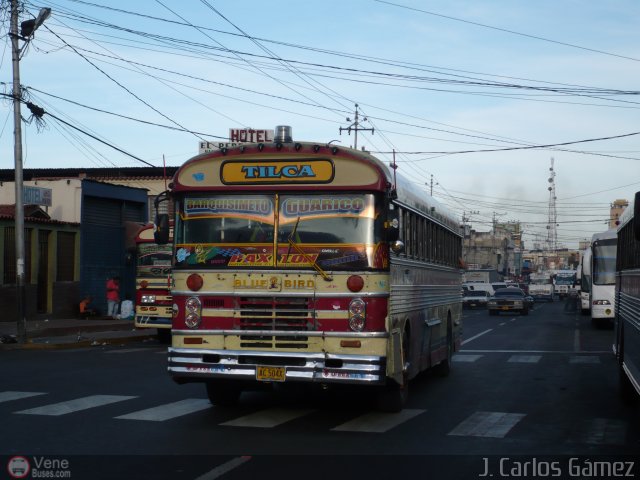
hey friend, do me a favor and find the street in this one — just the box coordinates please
[1,299,639,479]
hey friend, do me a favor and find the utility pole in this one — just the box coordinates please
[11,0,27,344]
[461,210,479,266]
[10,1,50,343]
[339,103,374,150]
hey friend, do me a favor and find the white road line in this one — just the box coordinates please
[15,395,137,416]
[570,356,601,364]
[452,354,483,362]
[507,355,541,363]
[498,322,506,326]
[115,399,211,421]
[194,456,252,480]
[0,391,46,404]
[331,409,425,433]
[448,411,526,438]
[220,407,315,428]
[461,329,493,346]
[462,349,609,354]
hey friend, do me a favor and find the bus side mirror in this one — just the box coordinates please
[634,191,640,241]
[386,216,400,242]
[154,214,170,244]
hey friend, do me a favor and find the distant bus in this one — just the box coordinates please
[614,191,640,400]
[553,269,578,298]
[134,223,173,342]
[579,247,592,315]
[590,229,617,327]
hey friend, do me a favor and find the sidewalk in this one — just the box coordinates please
[0,317,160,350]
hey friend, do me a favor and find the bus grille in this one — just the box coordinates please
[236,296,315,330]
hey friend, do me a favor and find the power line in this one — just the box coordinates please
[374,0,640,63]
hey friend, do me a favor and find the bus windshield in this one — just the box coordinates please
[554,274,576,285]
[174,193,385,271]
[136,243,172,276]
[593,240,616,285]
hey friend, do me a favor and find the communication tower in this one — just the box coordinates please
[546,158,558,253]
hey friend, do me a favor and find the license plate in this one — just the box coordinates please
[256,366,286,382]
[501,306,509,310]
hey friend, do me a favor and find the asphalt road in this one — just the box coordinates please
[1,299,639,479]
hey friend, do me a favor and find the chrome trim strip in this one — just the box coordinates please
[172,329,388,338]
[169,347,383,362]
[171,290,388,298]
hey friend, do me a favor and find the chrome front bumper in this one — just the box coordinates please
[168,347,386,385]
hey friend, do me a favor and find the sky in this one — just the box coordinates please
[1,0,640,249]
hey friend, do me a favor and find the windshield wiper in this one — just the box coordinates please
[286,217,333,282]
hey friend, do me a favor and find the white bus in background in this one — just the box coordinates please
[553,269,578,298]
[579,246,592,315]
[591,229,617,327]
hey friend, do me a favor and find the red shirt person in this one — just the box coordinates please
[106,276,120,318]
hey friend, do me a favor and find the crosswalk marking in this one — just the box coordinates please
[453,354,483,363]
[448,411,525,438]
[115,399,211,421]
[579,418,627,445]
[15,395,137,416]
[570,356,601,364]
[0,391,46,404]
[508,355,541,363]
[220,407,315,428]
[331,409,425,433]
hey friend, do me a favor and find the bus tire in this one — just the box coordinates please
[434,317,453,377]
[376,330,409,412]
[157,329,171,344]
[206,380,242,407]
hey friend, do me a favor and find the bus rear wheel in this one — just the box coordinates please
[206,380,242,407]
[434,318,453,377]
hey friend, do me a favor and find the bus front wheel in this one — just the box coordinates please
[206,380,242,407]
[377,331,409,412]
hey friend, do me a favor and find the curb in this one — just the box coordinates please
[0,333,159,351]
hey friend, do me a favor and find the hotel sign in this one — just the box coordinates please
[198,129,275,154]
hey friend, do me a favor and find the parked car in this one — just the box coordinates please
[463,289,491,309]
[487,287,529,316]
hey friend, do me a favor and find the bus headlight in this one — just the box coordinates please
[348,298,366,331]
[592,299,611,305]
[185,297,202,329]
[140,294,156,304]
[185,313,201,329]
[186,296,202,312]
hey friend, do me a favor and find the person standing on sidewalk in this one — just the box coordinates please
[106,276,120,319]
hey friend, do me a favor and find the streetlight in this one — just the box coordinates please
[10,2,50,343]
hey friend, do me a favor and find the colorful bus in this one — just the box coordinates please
[134,223,173,342]
[154,126,463,412]
[614,192,640,400]
[591,229,617,328]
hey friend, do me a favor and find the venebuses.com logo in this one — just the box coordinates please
[6,456,72,478]
[7,456,30,479]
